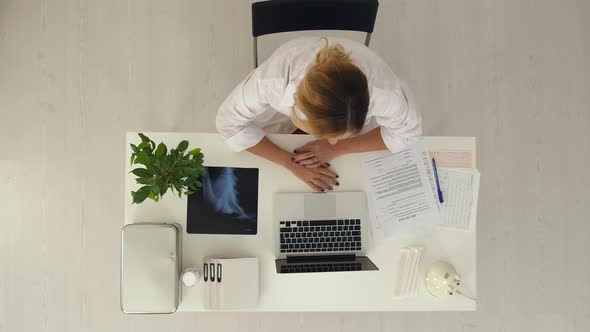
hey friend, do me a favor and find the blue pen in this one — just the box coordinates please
[432,158,444,203]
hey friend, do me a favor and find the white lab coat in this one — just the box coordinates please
[216,37,422,153]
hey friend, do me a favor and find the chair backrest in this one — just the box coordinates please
[251,0,379,67]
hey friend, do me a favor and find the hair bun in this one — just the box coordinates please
[315,38,351,65]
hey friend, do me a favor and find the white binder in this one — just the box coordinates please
[203,257,259,310]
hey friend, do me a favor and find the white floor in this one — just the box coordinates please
[1,0,589,331]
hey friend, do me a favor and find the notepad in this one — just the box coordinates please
[437,168,480,230]
[203,258,259,310]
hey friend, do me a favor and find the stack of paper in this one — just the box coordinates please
[393,246,424,297]
[360,142,443,240]
[437,168,480,230]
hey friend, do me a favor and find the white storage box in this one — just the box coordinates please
[120,223,182,314]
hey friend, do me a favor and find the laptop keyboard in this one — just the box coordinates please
[279,262,363,273]
[279,219,362,254]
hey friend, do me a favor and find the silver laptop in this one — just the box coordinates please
[274,191,378,273]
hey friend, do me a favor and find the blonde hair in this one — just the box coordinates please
[291,38,369,138]
[316,37,351,64]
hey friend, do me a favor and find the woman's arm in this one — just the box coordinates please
[246,137,293,168]
[292,128,387,167]
[335,127,387,154]
[248,137,339,192]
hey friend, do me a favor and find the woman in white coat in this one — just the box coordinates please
[216,37,422,192]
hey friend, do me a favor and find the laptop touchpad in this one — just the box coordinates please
[304,194,336,219]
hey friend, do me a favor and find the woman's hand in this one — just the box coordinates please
[287,162,339,192]
[292,140,343,168]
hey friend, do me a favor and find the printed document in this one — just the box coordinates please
[360,142,442,240]
[437,168,480,230]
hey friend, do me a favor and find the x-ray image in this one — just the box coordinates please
[187,167,258,235]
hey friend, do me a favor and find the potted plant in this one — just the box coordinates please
[129,133,205,204]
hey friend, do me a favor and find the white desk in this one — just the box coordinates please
[124,133,477,311]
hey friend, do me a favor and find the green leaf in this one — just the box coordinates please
[130,154,135,166]
[183,167,192,175]
[177,160,193,167]
[138,141,149,150]
[131,168,152,178]
[159,185,168,196]
[166,156,175,170]
[130,144,139,153]
[177,140,189,152]
[138,133,149,142]
[135,150,149,165]
[188,148,201,156]
[150,183,160,197]
[136,177,153,185]
[155,143,167,158]
[160,159,170,174]
[148,192,159,202]
[132,186,151,204]
[192,156,204,165]
[186,178,201,191]
[172,178,182,196]
[145,159,158,173]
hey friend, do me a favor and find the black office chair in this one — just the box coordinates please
[251,0,379,68]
